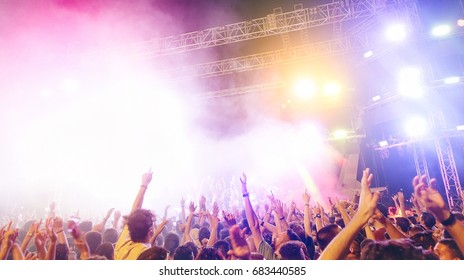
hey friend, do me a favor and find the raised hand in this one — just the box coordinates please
[189,201,197,214]
[210,202,220,230]
[412,175,447,221]
[268,191,276,203]
[318,168,380,260]
[114,210,121,221]
[335,197,343,211]
[180,197,185,208]
[328,197,334,207]
[26,221,37,238]
[34,229,48,259]
[49,201,56,213]
[105,208,115,220]
[240,173,248,194]
[112,210,121,230]
[23,219,41,245]
[34,229,47,244]
[0,225,5,243]
[212,202,219,218]
[240,173,247,185]
[1,228,18,248]
[45,218,57,243]
[313,203,321,215]
[199,195,206,210]
[52,217,63,232]
[154,219,169,236]
[228,225,250,260]
[397,191,404,202]
[141,169,153,187]
[290,201,297,213]
[303,189,311,205]
[164,205,171,218]
[0,227,18,260]
[357,168,380,220]
[275,199,285,217]
[222,211,237,227]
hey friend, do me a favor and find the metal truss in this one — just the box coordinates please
[165,0,423,80]
[364,75,464,111]
[167,33,372,80]
[202,80,286,99]
[0,1,413,70]
[35,0,395,62]
[373,110,464,209]
[205,75,464,100]
[429,111,463,209]
[147,0,399,56]
[412,142,431,181]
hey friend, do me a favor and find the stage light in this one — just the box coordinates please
[405,117,427,137]
[386,24,407,42]
[456,125,464,131]
[444,76,460,84]
[323,82,341,96]
[431,24,451,37]
[456,19,464,27]
[333,129,348,139]
[364,50,373,58]
[293,79,316,99]
[378,140,388,147]
[372,95,381,102]
[398,67,424,97]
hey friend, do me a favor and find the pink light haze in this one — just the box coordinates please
[0,0,348,221]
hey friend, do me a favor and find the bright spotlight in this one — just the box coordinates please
[364,50,374,58]
[372,95,381,102]
[444,76,460,84]
[378,140,389,147]
[398,67,424,97]
[333,129,348,139]
[293,79,316,99]
[405,117,428,137]
[386,24,407,42]
[323,82,341,96]
[456,125,464,131]
[431,24,452,37]
[458,19,464,27]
